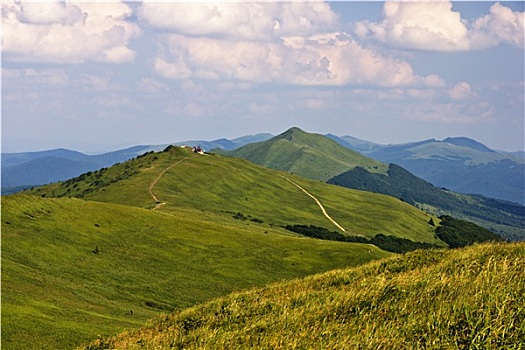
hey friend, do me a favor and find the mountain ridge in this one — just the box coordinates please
[216,127,388,182]
[3,129,522,204]
[1,134,273,194]
[212,128,523,240]
[4,138,515,349]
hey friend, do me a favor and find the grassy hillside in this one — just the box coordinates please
[79,242,524,349]
[213,127,523,240]
[217,127,387,181]
[328,164,524,241]
[4,145,450,349]
[28,146,440,243]
[1,194,392,350]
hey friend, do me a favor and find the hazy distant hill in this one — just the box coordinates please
[329,136,524,205]
[172,133,273,152]
[1,146,159,194]
[326,134,385,153]
[217,127,387,181]
[1,134,272,195]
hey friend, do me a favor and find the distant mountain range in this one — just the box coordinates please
[218,128,524,241]
[2,130,523,206]
[1,134,272,194]
[327,135,524,205]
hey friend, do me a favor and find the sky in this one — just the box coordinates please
[1,1,524,153]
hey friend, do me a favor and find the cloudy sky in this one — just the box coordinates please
[2,1,524,153]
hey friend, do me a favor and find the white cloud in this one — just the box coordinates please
[80,75,111,90]
[139,2,339,41]
[404,101,493,124]
[355,1,524,51]
[471,2,525,49]
[2,0,141,63]
[141,2,443,88]
[137,77,169,94]
[154,32,442,87]
[449,82,477,100]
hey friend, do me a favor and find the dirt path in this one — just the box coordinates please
[283,176,346,232]
[148,157,188,210]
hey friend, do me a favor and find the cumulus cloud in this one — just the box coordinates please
[2,0,141,63]
[139,2,339,41]
[354,1,524,51]
[449,82,477,100]
[153,30,442,88]
[139,2,443,88]
[470,2,525,49]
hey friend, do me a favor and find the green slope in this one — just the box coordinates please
[28,146,440,243]
[80,242,525,349]
[217,127,387,181]
[328,164,525,241]
[1,194,392,350]
[4,145,449,349]
[215,127,522,240]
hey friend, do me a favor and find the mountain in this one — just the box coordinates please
[80,242,525,349]
[442,136,494,152]
[1,148,88,167]
[27,146,439,243]
[172,133,273,152]
[215,128,523,240]
[5,144,461,349]
[326,133,385,153]
[1,134,273,195]
[328,164,524,241]
[336,137,525,205]
[1,156,99,188]
[217,127,387,181]
[1,145,160,194]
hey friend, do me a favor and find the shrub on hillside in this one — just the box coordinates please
[284,224,436,253]
[436,215,504,248]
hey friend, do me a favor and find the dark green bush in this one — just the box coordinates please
[436,215,504,248]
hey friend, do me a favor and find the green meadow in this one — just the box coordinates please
[29,146,440,243]
[80,242,525,349]
[2,194,391,349]
[4,145,496,349]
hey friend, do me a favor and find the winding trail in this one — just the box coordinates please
[283,176,346,233]
[148,157,188,210]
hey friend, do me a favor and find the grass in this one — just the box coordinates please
[4,145,454,348]
[1,194,392,349]
[79,242,525,349]
[28,146,441,243]
[328,163,524,241]
[218,127,388,181]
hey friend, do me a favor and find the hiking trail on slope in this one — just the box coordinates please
[283,176,346,233]
[148,157,188,210]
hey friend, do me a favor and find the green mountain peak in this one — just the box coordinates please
[218,127,388,181]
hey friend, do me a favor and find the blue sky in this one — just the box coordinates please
[2,1,524,153]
